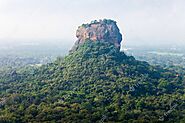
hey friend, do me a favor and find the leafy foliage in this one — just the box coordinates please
[0,41,185,123]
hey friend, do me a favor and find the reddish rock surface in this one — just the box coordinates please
[71,19,122,52]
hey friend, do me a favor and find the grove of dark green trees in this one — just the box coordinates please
[0,41,185,123]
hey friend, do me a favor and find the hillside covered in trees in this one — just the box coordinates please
[0,19,185,123]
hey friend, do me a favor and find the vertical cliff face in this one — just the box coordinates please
[70,19,122,52]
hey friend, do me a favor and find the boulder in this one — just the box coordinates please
[70,19,122,52]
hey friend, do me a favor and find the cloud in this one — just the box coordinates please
[0,0,185,45]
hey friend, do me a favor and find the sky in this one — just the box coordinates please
[0,0,185,46]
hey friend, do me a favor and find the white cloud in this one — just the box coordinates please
[0,0,185,45]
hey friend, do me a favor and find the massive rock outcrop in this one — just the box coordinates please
[70,19,122,52]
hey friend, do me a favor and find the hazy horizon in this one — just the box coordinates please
[0,0,185,46]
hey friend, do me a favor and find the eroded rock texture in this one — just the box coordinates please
[70,19,122,52]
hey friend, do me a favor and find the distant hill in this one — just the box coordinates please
[0,19,184,123]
